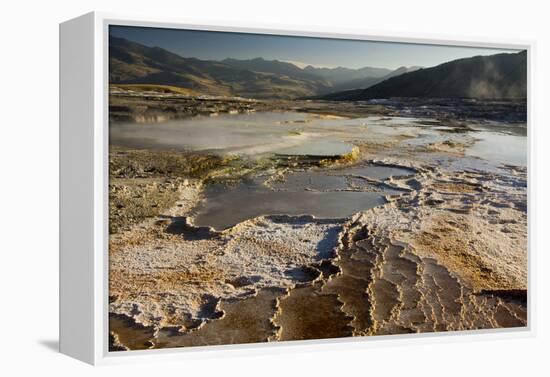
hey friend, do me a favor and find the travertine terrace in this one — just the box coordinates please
[108,98,527,350]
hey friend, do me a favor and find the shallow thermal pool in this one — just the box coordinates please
[465,129,527,167]
[192,164,413,230]
[109,111,421,157]
[192,187,385,230]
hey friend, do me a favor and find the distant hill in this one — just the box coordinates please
[302,65,392,84]
[220,57,419,94]
[322,51,526,100]
[327,66,422,94]
[110,36,412,99]
[221,57,325,83]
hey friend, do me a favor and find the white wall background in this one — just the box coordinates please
[0,0,547,374]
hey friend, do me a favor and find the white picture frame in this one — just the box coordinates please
[59,11,535,365]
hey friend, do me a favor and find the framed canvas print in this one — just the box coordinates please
[60,12,533,365]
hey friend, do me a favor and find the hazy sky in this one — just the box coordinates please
[110,25,518,70]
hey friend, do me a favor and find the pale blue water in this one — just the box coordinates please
[466,130,527,167]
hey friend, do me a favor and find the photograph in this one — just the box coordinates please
[107,25,528,351]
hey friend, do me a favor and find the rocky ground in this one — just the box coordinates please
[110,87,525,123]
[108,97,527,351]
[109,87,397,123]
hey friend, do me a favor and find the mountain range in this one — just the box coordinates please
[109,36,418,99]
[110,36,526,100]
